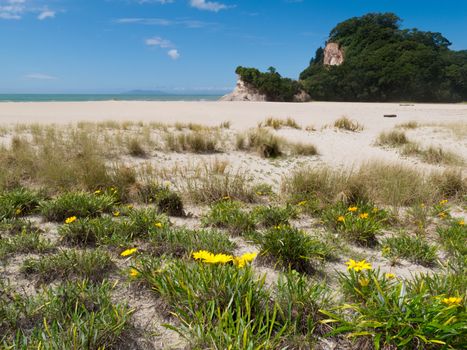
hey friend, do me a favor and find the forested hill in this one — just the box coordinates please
[235,13,467,102]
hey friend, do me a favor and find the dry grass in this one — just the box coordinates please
[377,130,409,147]
[333,116,363,132]
[259,117,301,130]
[396,121,419,129]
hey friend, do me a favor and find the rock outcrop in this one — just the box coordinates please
[220,76,311,102]
[323,42,344,66]
[219,78,267,102]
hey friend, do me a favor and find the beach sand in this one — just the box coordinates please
[0,101,466,172]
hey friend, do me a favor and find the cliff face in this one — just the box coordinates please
[219,78,267,102]
[220,76,311,102]
[323,42,344,66]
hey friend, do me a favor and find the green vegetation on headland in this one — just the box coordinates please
[236,13,467,102]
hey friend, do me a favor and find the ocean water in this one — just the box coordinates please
[0,94,222,102]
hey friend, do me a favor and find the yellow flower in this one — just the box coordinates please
[65,216,77,224]
[94,190,101,195]
[337,216,345,222]
[192,250,233,264]
[459,220,465,226]
[129,268,139,277]
[348,206,358,212]
[15,208,22,215]
[297,200,307,206]
[439,199,448,205]
[120,247,138,257]
[154,222,163,228]
[358,277,370,287]
[223,196,230,200]
[127,204,133,209]
[438,212,447,219]
[382,246,391,255]
[234,252,258,268]
[346,259,371,272]
[372,207,379,213]
[113,211,120,217]
[256,191,262,196]
[385,273,396,279]
[420,203,425,208]
[359,213,369,219]
[274,225,282,229]
[441,296,462,306]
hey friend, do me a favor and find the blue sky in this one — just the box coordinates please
[1,0,466,93]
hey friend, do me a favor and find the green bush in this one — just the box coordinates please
[382,233,438,267]
[137,183,184,216]
[40,191,117,221]
[202,200,255,235]
[0,188,44,219]
[251,204,298,228]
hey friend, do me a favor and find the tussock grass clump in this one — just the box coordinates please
[377,130,409,147]
[260,117,301,130]
[136,182,184,216]
[382,233,438,267]
[257,225,334,274]
[164,130,220,153]
[22,249,114,283]
[40,191,117,222]
[0,231,54,261]
[282,161,464,207]
[181,166,257,204]
[333,116,363,132]
[290,142,319,156]
[402,143,464,166]
[202,200,255,235]
[437,220,466,268]
[0,279,133,349]
[396,121,419,129]
[127,137,147,157]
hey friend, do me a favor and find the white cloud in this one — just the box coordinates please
[189,0,230,12]
[0,0,26,20]
[145,36,173,48]
[167,49,180,60]
[24,73,58,80]
[37,9,54,20]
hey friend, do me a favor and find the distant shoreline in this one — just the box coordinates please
[0,94,222,103]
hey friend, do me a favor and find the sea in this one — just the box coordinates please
[0,94,222,102]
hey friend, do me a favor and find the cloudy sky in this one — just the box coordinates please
[1,0,466,93]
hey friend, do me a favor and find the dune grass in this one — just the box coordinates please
[333,116,363,132]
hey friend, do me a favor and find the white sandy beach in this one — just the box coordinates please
[1,101,466,176]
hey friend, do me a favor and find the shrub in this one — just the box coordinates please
[0,188,44,219]
[0,230,54,261]
[257,225,334,273]
[22,249,114,283]
[382,233,438,267]
[137,183,184,216]
[251,204,298,228]
[40,191,117,221]
[246,128,284,158]
[202,200,255,235]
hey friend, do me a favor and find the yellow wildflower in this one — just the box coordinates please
[127,204,133,209]
[297,200,307,206]
[129,268,139,278]
[204,253,234,264]
[256,191,262,196]
[337,216,345,222]
[193,250,212,261]
[382,246,391,255]
[234,252,258,268]
[94,190,101,195]
[385,273,396,279]
[439,199,448,205]
[348,206,358,212]
[154,222,163,228]
[223,196,230,200]
[459,220,464,226]
[359,213,369,219]
[358,277,370,287]
[372,207,379,213]
[15,208,22,215]
[441,297,462,306]
[113,211,120,217]
[438,212,447,219]
[120,247,138,257]
[274,225,282,229]
[65,216,77,224]
[346,259,372,272]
